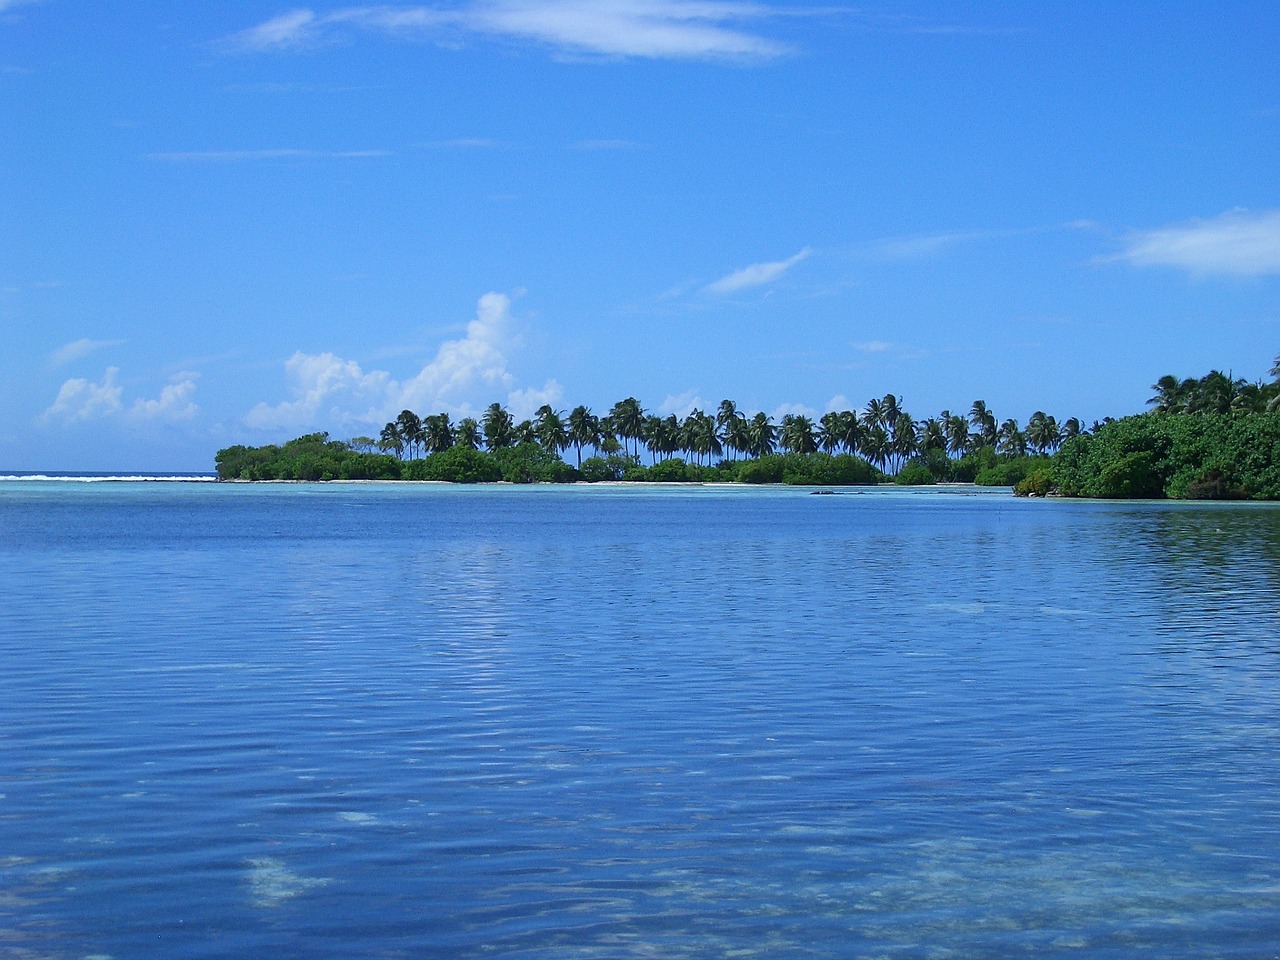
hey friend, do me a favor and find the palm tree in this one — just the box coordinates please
[780,414,818,455]
[1148,375,1184,413]
[1231,383,1267,415]
[919,417,946,453]
[684,410,722,465]
[1025,411,1055,454]
[861,424,889,472]
[658,415,682,461]
[378,422,404,459]
[944,414,970,458]
[715,399,738,435]
[482,403,514,450]
[396,409,423,459]
[534,405,568,456]
[609,397,645,459]
[455,417,481,450]
[748,412,776,457]
[889,412,918,472]
[816,412,842,454]
[598,415,620,457]
[862,397,886,430]
[969,400,997,448]
[514,419,537,445]
[1188,370,1243,415]
[643,414,666,463]
[836,410,863,457]
[723,413,751,460]
[567,405,600,468]
[424,412,454,453]
[997,418,1026,456]
[1061,417,1082,441]
[1271,354,1280,381]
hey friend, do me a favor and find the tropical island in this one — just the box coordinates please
[215,354,1280,500]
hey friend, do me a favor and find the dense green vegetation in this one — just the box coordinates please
[1017,357,1280,500]
[216,354,1280,498]
[217,393,1077,485]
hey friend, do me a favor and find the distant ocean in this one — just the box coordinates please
[0,471,217,481]
[2,481,1279,958]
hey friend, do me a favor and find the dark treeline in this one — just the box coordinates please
[217,354,1280,497]
[371,397,1078,473]
[216,394,1075,485]
[1017,355,1280,500]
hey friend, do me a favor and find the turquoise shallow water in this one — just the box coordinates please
[2,481,1279,958]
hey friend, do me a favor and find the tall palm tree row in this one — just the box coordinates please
[1149,367,1280,415]
[375,393,1084,469]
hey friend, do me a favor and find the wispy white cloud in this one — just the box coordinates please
[224,1,806,61]
[51,337,126,367]
[151,148,390,162]
[41,369,201,424]
[851,340,895,353]
[244,292,558,431]
[569,138,644,151]
[424,137,508,149]
[1109,208,1280,277]
[706,247,811,294]
[0,0,44,14]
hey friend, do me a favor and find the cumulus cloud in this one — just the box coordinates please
[243,352,396,431]
[657,388,705,418]
[225,1,798,61]
[1110,208,1280,276]
[130,375,201,422]
[51,337,126,366]
[43,369,125,421]
[245,292,557,431]
[706,247,811,294]
[771,401,819,420]
[506,380,564,420]
[42,369,201,424]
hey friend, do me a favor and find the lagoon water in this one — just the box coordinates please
[2,480,1279,958]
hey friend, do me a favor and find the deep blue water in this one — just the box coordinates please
[2,481,1279,958]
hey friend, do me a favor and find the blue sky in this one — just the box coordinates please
[3,1,1278,471]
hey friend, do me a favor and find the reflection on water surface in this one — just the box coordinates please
[1,483,1278,958]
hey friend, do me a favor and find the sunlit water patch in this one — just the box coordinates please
[1,481,1279,958]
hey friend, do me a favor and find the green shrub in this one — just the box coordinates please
[489,443,576,483]
[579,454,635,482]
[1094,450,1163,499]
[645,458,710,482]
[974,456,1051,487]
[404,447,501,483]
[1014,467,1053,497]
[895,464,936,485]
[1050,413,1280,499]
